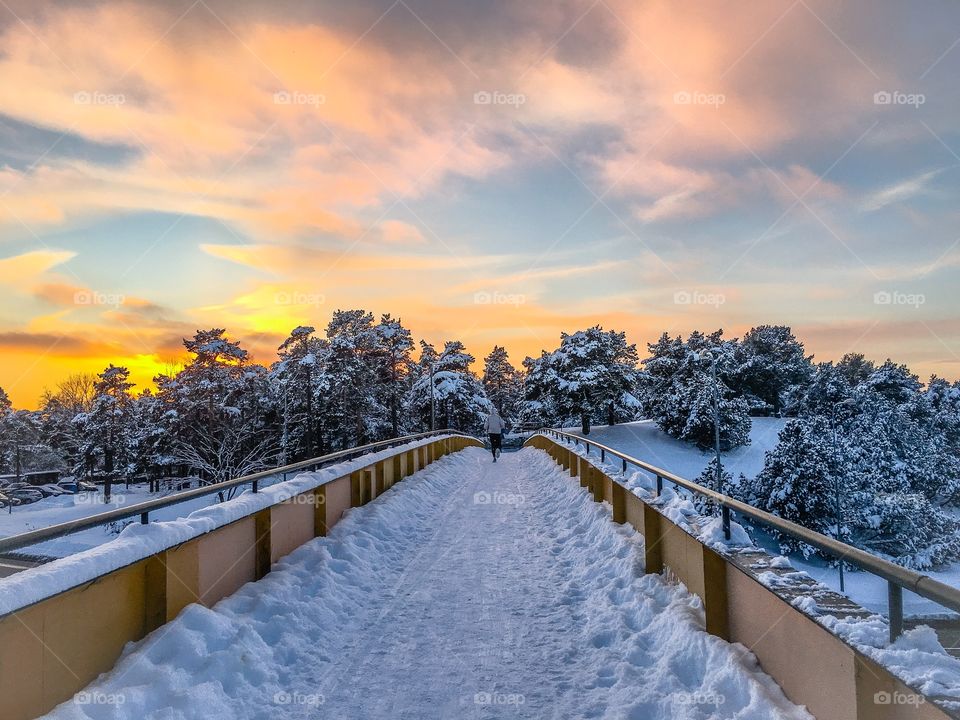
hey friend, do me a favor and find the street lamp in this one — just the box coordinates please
[429,361,436,431]
[830,397,856,592]
[698,349,723,504]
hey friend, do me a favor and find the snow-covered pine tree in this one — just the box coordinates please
[692,456,736,515]
[406,340,491,432]
[552,326,639,434]
[482,346,522,424]
[641,330,751,449]
[273,326,325,462]
[518,351,561,429]
[730,325,813,415]
[748,374,960,569]
[924,376,960,503]
[153,329,278,494]
[74,365,135,500]
[801,361,854,415]
[318,310,390,448]
[836,353,876,387]
[741,416,839,554]
[375,314,414,438]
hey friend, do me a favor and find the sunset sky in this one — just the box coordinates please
[1,0,959,407]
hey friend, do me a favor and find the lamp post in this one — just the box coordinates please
[698,349,723,501]
[830,397,856,593]
[429,362,436,431]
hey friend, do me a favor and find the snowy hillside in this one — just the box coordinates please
[576,420,960,619]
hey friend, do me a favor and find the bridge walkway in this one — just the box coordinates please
[43,448,808,719]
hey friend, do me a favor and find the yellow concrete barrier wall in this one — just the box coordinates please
[272,498,315,563]
[0,436,472,720]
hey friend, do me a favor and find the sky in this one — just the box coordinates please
[1,0,959,408]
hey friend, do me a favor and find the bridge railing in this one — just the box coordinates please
[537,428,960,643]
[0,430,472,556]
[0,431,483,720]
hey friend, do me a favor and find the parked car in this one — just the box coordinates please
[77,481,97,492]
[7,488,43,504]
[0,491,21,508]
[3,482,29,491]
[37,484,67,497]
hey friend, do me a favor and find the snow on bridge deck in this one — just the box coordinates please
[44,447,809,720]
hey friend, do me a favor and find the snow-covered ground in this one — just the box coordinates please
[573,420,960,619]
[566,417,785,481]
[44,447,809,720]
[0,476,285,558]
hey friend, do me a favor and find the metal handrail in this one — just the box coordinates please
[0,430,472,555]
[535,428,960,639]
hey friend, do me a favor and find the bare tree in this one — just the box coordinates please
[172,421,278,501]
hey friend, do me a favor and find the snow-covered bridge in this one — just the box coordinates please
[1,434,957,719]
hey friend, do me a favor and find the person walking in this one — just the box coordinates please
[484,408,505,462]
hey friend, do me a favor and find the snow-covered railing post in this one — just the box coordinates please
[888,582,904,643]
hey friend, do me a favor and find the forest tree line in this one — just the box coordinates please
[2,313,959,568]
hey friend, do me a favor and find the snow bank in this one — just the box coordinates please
[0,435,461,618]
